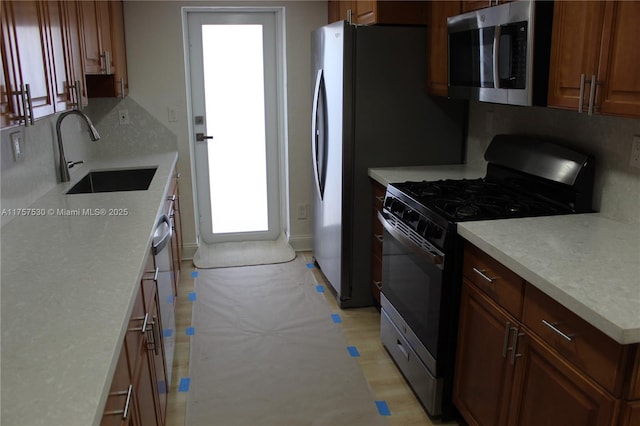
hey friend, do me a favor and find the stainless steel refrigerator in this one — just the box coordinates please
[311,21,466,308]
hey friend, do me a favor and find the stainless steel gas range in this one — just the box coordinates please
[379,134,595,419]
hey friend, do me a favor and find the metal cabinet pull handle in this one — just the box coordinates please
[146,316,160,356]
[142,267,159,282]
[541,319,574,342]
[104,384,133,419]
[510,327,524,365]
[17,84,34,126]
[375,234,383,242]
[502,321,512,358]
[375,196,384,203]
[100,51,112,74]
[578,74,585,113]
[587,74,596,115]
[472,267,495,283]
[373,280,382,290]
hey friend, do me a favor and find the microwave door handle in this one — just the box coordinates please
[493,26,501,89]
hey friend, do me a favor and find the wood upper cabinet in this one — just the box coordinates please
[328,1,429,25]
[78,0,128,98]
[548,1,640,118]
[454,241,638,426]
[426,1,461,97]
[2,1,56,126]
[1,0,86,128]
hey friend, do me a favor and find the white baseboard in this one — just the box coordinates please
[287,233,313,252]
[181,242,199,260]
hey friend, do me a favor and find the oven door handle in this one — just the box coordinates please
[378,211,444,267]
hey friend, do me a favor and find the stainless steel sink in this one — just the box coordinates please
[66,167,157,194]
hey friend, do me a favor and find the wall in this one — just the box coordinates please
[466,101,640,225]
[122,1,327,252]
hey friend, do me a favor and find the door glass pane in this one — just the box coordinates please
[202,24,268,234]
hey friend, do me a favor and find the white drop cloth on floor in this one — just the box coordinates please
[186,256,389,426]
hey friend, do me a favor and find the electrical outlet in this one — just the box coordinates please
[296,203,308,220]
[10,131,23,161]
[167,106,178,122]
[631,135,640,169]
[118,109,130,125]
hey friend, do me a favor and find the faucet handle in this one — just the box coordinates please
[67,160,84,169]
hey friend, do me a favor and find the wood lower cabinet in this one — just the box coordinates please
[454,241,640,426]
[508,331,618,426]
[547,1,640,118]
[102,249,167,426]
[167,170,183,290]
[370,179,385,307]
[454,280,517,426]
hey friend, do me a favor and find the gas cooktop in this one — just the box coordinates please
[392,178,572,222]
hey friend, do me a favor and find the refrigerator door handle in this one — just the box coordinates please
[311,69,327,200]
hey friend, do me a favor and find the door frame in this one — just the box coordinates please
[181,6,290,245]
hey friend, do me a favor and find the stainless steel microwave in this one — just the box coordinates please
[447,0,554,106]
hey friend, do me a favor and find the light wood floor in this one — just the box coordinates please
[166,253,459,426]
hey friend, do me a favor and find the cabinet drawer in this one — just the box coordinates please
[523,284,629,396]
[463,242,525,319]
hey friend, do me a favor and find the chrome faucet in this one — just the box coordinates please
[55,110,100,182]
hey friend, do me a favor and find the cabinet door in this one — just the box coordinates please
[508,332,618,426]
[78,0,111,74]
[3,1,56,121]
[109,0,127,97]
[327,1,354,23]
[355,1,376,25]
[597,1,640,118]
[43,1,75,113]
[427,1,461,97]
[547,1,607,111]
[60,0,88,108]
[101,345,133,426]
[453,280,516,426]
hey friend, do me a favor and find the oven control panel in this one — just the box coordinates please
[383,194,447,250]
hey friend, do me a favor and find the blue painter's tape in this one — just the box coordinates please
[188,292,197,302]
[347,346,360,357]
[168,295,174,305]
[331,313,342,324]
[163,328,173,338]
[178,377,191,392]
[306,263,314,269]
[315,285,325,293]
[375,400,391,416]
[186,327,195,336]
[191,271,199,278]
[158,380,167,394]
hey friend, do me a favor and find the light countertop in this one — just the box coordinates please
[1,151,178,426]
[458,214,640,344]
[368,163,485,187]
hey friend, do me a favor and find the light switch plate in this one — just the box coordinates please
[10,131,23,161]
[631,135,640,169]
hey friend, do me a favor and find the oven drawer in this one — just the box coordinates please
[381,309,443,416]
[463,242,525,319]
[523,283,629,397]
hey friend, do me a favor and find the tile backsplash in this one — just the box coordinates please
[1,97,177,226]
[466,101,640,225]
